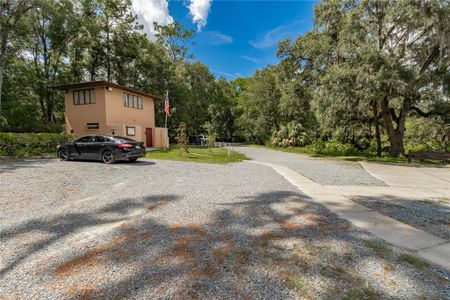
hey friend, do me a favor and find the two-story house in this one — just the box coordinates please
[53,81,167,148]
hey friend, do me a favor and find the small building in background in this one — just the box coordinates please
[53,81,168,148]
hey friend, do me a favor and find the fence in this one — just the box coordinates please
[154,127,169,149]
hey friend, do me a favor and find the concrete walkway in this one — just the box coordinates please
[244,153,450,272]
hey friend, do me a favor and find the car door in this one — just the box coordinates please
[73,136,94,158]
[88,136,110,159]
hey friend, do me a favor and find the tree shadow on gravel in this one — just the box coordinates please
[4,191,446,299]
[0,159,55,173]
[61,159,156,166]
[0,195,180,278]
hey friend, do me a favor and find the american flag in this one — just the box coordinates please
[164,91,170,114]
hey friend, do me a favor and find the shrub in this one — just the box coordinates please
[303,139,359,156]
[203,121,217,151]
[0,133,73,157]
[270,122,311,148]
[174,122,189,156]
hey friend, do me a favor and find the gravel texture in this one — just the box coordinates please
[236,146,386,186]
[351,195,450,240]
[1,158,449,299]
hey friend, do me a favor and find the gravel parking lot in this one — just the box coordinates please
[1,158,449,299]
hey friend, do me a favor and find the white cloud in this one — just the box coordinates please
[202,31,233,45]
[132,0,173,39]
[211,68,237,79]
[249,20,305,49]
[188,0,212,31]
[240,55,260,64]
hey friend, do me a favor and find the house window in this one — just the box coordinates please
[86,123,99,129]
[73,89,96,105]
[123,92,143,110]
[126,126,136,136]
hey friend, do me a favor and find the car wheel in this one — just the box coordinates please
[58,148,69,161]
[128,158,138,162]
[102,150,115,164]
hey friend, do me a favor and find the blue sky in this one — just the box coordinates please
[132,0,316,79]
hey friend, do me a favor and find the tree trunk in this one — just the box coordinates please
[90,54,97,81]
[0,57,4,120]
[105,14,111,82]
[0,31,8,120]
[371,100,382,157]
[380,96,409,157]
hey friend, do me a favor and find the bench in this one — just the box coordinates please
[407,151,450,163]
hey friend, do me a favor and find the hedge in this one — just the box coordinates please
[0,133,73,157]
[303,140,359,156]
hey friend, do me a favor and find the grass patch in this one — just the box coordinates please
[248,144,445,165]
[398,253,429,269]
[365,240,393,258]
[423,197,450,205]
[342,286,380,300]
[282,272,310,295]
[146,146,249,164]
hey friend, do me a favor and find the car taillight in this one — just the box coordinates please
[117,143,134,149]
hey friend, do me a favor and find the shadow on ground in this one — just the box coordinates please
[1,189,449,299]
[0,159,56,173]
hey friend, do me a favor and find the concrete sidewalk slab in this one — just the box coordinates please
[328,186,450,199]
[247,160,450,271]
[338,210,445,251]
[418,242,450,271]
[360,162,449,188]
[308,194,373,213]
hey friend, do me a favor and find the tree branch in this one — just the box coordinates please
[389,107,399,123]
[410,105,433,117]
[419,45,440,74]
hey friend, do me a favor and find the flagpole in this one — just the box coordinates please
[164,90,169,149]
[164,90,168,129]
[164,111,168,129]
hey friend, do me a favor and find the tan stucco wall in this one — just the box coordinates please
[64,86,107,137]
[64,84,158,147]
[104,87,155,145]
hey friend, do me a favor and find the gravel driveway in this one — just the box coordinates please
[1,158,449,299]
[236,147,385,186]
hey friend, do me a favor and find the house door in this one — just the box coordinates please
[145,128,153,147]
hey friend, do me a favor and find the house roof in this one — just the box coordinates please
[51,81,162,100]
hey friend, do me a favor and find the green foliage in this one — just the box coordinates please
[302,140,359,157]
[155,21,195,61]
[0,132,72,156]
[1,0,448,158]
[235,65,315,144]
[203,121,216,151]
[277,0,449,157]
[1,0,239,141]
[270,122,311,148]
[175,122,189,156]
[404,117,449,152]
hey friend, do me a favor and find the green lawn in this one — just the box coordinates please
[146,146,249,164]
[248,144,445,165]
